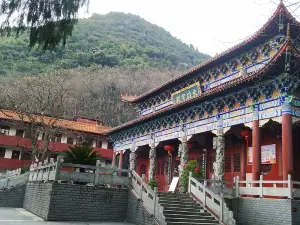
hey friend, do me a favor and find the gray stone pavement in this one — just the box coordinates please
[0,208,133,225]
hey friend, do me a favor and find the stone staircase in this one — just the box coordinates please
[158,192,220,225]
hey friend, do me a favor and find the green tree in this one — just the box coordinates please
[0,0,89,50]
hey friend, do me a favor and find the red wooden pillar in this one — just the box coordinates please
[112,152,116,167]
[282,102,293,181]
[252,106,261,182]
[118,150,124,170]
[240,142,246,181]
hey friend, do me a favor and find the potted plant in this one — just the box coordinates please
[148,178,160,190]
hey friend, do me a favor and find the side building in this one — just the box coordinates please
[0,110,113,173]
[108,3,300,192]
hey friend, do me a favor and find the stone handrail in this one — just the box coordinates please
[188,172,236,225]
[197,174,300,199]
[235,175,293,198]
[197,177,235,196]
[29,156,129,186]
[0,170,29,190]
[130,170,167,225]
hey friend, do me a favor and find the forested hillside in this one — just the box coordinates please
[0,12,209,76]
[0,12,210,126]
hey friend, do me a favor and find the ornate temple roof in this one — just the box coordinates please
[124,2,300,104]
[0,109,111,135]
[108,2,300,134]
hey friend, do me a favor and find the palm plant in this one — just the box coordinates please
[62,146,101,172]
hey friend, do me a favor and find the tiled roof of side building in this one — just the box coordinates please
[0,110,111,135]
[124,2,299,103]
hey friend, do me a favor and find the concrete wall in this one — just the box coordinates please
[126,191,155,225]
[0,185,25,207]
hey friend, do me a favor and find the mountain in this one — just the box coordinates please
[0,12,210,76]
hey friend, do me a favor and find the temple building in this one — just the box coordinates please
[0,110,113,173]
[108,2,300,192]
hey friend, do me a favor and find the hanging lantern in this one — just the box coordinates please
[164,145,175,155]
[164,145,175,152]
[241,130,250,141]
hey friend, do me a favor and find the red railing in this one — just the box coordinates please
[0,158,31,169]
[0,135,113,158]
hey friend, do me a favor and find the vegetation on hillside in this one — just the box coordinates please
[0,12,209,76]
[0,12,210,127]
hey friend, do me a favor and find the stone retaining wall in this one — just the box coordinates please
[235,198,291,225]
[126,190,156,225]
[24,183,128,222]
[23,183,52,219]
[0,185,26,208]
[48,184,128,221]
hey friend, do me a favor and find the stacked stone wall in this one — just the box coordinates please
[0,185,26,208]
[126,190,156,225]
[48,184,128,221]
[233,198,292,225]
[23,183,52,220]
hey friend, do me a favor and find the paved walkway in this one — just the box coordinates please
[0,208,133,225]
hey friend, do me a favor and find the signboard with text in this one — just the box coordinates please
[171,82,201,104]
[248,144,276,165]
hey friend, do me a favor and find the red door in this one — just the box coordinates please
[156,156,169,192]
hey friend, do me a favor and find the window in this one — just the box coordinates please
[21,151,31,160]
[84,137,93,147]
[16,129,24,137]
[234,153,240,172]
[0,126,9,135]
[54,134,62,143]
[0,148,6,158]
[225,154,231,172]
[67,137,74,144]
[97,141,102,148]
[11,150,20,160]
[105,160,112,165]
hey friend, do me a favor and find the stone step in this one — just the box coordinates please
[165,214,215,219]
[160,200,197,206]
[164,211,207,217]
[161,203,203,210]
[166,217,217,223]
[163,208,203,213]
[166,222,219,225]
[159,197,193,202]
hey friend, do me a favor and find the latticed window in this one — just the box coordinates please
[234,153,240,172]
[225,154,231,172]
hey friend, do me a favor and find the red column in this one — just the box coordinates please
[118,150,124,170]
[252,119,261,182]
[240,141,246,181]
[282,112,293,181]
[112,152,116,167]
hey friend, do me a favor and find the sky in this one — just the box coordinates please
[81,0,300,56]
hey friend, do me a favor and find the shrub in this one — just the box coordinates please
[181,160,203,187]
[148,178,160,190]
